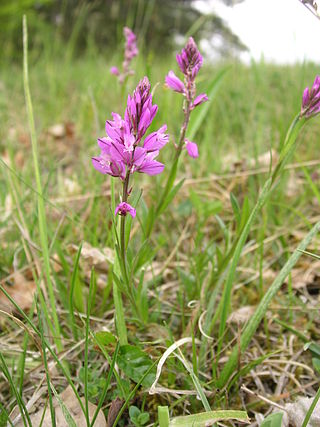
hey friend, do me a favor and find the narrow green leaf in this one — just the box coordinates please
[169,410,249,426]
[158,406,170,427]
[23,15,62,351]
[69,241,83,340]
[230,192,241,225]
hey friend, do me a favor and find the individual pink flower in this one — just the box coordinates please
[143,125,169,152]
[165,71,185,93]
[110,66,120,76]
[115,202,136,218]
[193,93,209,108]
[301,75,320,118]
[185,140,199,158]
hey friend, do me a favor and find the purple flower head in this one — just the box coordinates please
[165,71,185,93]
[185,140,199,158]
[124,27,138,61]
[165,37,207,115]
[92,78,168,180]
[301,75,320,118]
[111,27,138,84]
[115,202,136,218]
[176,37,203,78]
[125,77,158,140]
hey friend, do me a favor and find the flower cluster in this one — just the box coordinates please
[165,37,208,107]
[301,75,320,119]
[165,37,208,158]
[111,27,139,84]
[92,77,168,216]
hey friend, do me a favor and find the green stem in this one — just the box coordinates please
[120,171,130,278]
[111,178,128,346]
[146,98,192,237]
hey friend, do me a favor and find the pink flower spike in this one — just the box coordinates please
[193,93,209,108]
[301,75,320,118]
[110,66,119,76]
[165,70,185,93]
[185,140,199,158]
[115,202,136,218]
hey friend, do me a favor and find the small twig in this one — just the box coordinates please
[241,385,287,411]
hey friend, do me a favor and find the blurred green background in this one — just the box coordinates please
[1,0,247,62]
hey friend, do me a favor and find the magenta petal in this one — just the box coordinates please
[138,158,164,175]
[133,146,147,167]
[115,202,136,218]
[110,160,126,180]
[150,104,158,121]
[92,157,110,174]
[193,93,209,107]
[165,70,185,93]
[185,140,199,158]
[143,124,169,152]
[302,87,310,109]
[98,137,112,152]
[139,108,151,134]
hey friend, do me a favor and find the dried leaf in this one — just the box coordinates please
[107,397,124,427]
[227,306,255,324]
[250,149,279,168]
[68,242,114,274]
[48,123,66,138]
[15,385,107,427]
[282,396,320,427]
[0,193,12,222]
[0,272,36,313]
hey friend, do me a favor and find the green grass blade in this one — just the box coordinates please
[36,300,56,427]
[90,343,120,427]
[69,241,83,341]
[217,220,320,388]
[22,15,62,351]
[0,352,32,427]
[0,285,86,417]
[112,358,159,427]
[84,269,96,427]
[302,385,320,427]
[176,349,211,412]
[216,177,272,355]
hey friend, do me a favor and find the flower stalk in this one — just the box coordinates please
[92,77,168,343]
[146,37,207,237]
